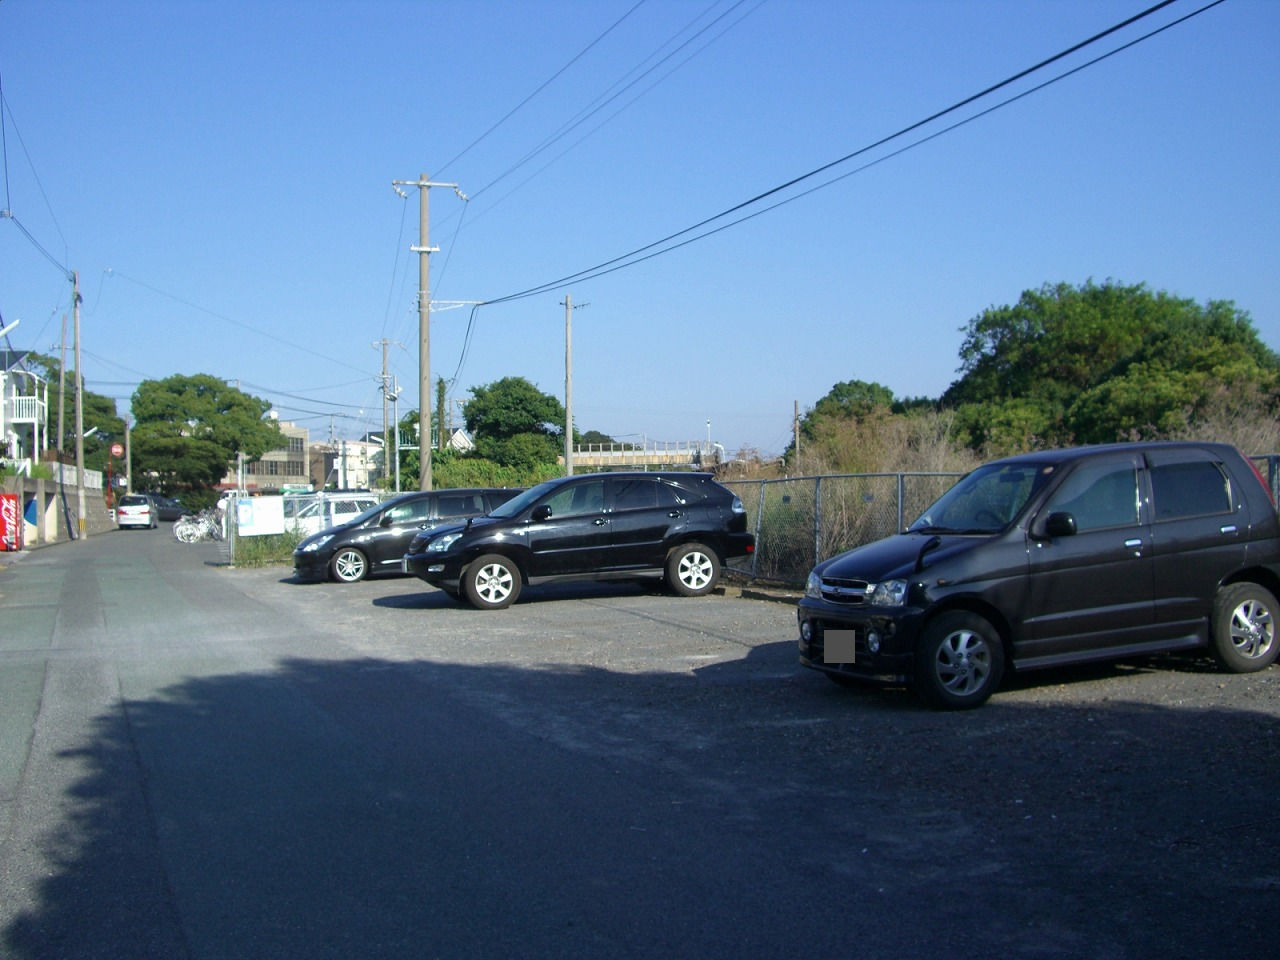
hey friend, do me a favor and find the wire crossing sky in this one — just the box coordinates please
[1,0,1276,457]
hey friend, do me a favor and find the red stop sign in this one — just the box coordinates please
[110,443,124,457]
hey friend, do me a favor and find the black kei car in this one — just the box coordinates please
[797,441,1280,709]
[293,488,521,583]
[402,471,755,609]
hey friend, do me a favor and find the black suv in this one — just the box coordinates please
[797,442,1280,709]
[402,471,754,608]
[293,488,520,583]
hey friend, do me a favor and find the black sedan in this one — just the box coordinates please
[293,488,521,583]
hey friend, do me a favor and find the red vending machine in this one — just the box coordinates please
[0,493,22,551]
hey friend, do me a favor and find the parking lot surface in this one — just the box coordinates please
[1,530,1277,958]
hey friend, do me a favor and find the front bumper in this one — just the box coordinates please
[402,551,464,587]
[795,598,921,684]
[292,552,332,581]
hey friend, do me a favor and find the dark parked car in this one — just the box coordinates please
[797,442,1280,709]
[147,494,191,522]
[403,471,755,609]
[293,488,521,583]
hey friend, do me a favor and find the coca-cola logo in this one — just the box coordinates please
[0,495,17,550]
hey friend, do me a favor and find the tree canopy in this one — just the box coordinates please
[788,280,1280,474]
[131,374,284,491]
[462,376,565,472]
[942,280,1279,451]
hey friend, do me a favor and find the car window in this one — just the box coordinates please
[544,479,605,517]
[1150,460,1232,520]
[385,498,433,523]
[437,493,485,518]
[911,464,1046,532]
[1043,459,1140,532]
[609,478,658,511]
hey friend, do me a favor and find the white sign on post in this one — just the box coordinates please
[236,496,286,536]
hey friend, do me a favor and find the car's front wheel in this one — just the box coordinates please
[1211,582,1279,672]
[915,611,1004,710]
[330,548,369,583]
[464,554,521,609]
[666,543,720,596]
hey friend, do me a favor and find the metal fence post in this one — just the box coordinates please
[752,480,766,578]
[813,475,823,571]
[896,473,906,532]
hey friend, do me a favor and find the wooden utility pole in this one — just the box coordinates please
[72,272,86,541]
[562,296,587,476]
[392,174,465,491]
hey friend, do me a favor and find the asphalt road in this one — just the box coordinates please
[0,529,1277,959]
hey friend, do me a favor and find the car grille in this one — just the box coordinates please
[805,620,868,663]
[818,576,871,605]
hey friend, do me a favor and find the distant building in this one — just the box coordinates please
[218,417,310,493]
[309,438,382,490]
[0,350,50,475]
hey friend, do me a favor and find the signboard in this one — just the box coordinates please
[110,443,124,457]
[236,495,286,537]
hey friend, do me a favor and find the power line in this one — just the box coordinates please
[435,0,651,178]
[482,0,1195,306]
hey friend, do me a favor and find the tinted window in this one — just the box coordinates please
[119,495,149,507]
[437,492,486,517]
[1043,459,1139,532]
[1150,461,1232,520]
[544,479,604,517]
[385,498,433,523]
[610,478,657,511]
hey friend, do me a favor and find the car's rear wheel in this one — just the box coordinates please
[1211,582,1279,672]
[915,611,1004,710]
[666,543,720,596]
[464,554,521,609]
[330,548,369,583]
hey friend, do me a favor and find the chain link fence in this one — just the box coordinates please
[722,473,963,585]
[724,455,1280,586]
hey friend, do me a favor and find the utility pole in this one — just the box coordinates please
[392,173,466,491]
[561,296,587,476]
[72,272,86,541]
[374,338,397,486]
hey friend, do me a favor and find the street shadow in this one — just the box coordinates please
[4,649,1278,959]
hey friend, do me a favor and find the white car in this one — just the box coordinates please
[116,493,159,529]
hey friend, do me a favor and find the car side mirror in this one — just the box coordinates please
[532,505,553,522]
[380,514,394,527]
[1043,511,1077,538]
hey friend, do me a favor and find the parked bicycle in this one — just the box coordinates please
[173,508,224,543]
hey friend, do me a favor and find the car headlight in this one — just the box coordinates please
[805,570,822,598]
[867,579,908,607]
[427,532,463,553]
[301,535,333,553]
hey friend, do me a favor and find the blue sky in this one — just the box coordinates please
[2,0,1277,457]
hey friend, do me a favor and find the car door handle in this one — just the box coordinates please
[1124,538,1143,548]
[1221,524,1238,534]
[669,511,681,518]
[593,518,608,526]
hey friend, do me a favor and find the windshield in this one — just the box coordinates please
[909,463,1052,534]
[487,479,562,519]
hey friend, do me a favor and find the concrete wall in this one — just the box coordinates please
[0,476,115,548]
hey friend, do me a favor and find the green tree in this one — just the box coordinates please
[943,281,1279,448]
[131,374,285,491]
[463,376,565,471]
[464,376,565,441]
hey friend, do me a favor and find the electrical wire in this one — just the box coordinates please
[436,0,651,178]
[482,0,1192,306]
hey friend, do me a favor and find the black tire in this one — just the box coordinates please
[463,554,521,610]
[1211,582,1279,673]
[915,611,1004,710]
[330,547,369,584]
[666,543,720,597]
